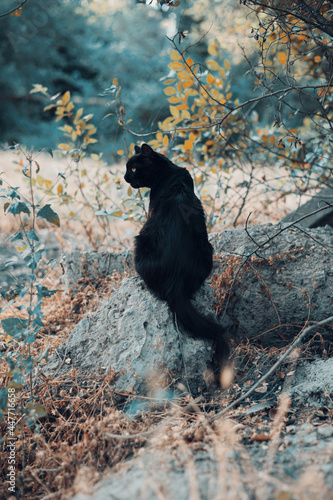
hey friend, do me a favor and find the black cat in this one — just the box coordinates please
[124,143,229,365]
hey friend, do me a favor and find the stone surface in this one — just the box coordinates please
[64,249,134,291]
[43,223,333,396]
[40,277,216,395]
[71,432,333,500]
[210,223,333,348]
[291,358,333,408]
[281,187,333,228]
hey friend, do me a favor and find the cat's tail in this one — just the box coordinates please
[168,293,230,365]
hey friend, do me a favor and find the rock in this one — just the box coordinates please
[47,223,333,397]
[281,187,333,228]
[71,436,333,500]
[291,358,333,408]
[64,224,333,348]
[64,249,134,291]
[40,277,216,395]
[317,425,333,438]
[210,223,333,348]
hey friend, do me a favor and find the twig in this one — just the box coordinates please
[0,0,29,18]
[210,315,333,422]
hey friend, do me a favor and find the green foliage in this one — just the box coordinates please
[0,146,59,426]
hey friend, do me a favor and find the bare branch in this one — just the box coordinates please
[210,315,333,421]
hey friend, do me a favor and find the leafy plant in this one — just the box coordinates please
[0,146,59,425]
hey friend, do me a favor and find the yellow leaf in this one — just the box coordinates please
[178,70,191,80]
[207,74,215,84]
[182,109,191,119]
[168,96,181,104]
[156,132,163,142]
[66,102,74,112]
[184,140,193,150]
[163,135,169,147]
[207,60,220,71]
[269,32,276,41]
[58,185,63,195]
[36,174,44,187]
[111,210,122,217]
[169,62,184,70]
[314,56,321,63]
[117,150,124,155]
[30,84,48,95]
[164,86,177,96]
[208,44,218,56]
[262,135,268,141]
[270,135,275,144]
[186,57,194,66]
[226,92,232,99]
[278,52,287,64]
[74,108,83,124]
[62,91,71,105]
[225,60,230,70]
[43,104,56,111]
[170,106,180,119]
[184,88,198,96]
[177,103,189,110]
[170,49,181,61]
[182,80,194,88]
[113,78,118,86]
[45,180,52,189]
[164,78,176,85]
[58,144,69,150]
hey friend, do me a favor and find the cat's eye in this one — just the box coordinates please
[131,167,136,172]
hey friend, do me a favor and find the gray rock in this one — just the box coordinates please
[210,224,333,347]
[281,187,333,228]
[317,425,333,438]
[40,277,215,395]
[64,249,134,291]
[63,224,333,348]
[291,358,333,408]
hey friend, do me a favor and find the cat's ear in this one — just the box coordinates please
[141,143,155,156]
[134,145,141,155]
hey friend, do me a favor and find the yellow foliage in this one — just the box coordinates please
[207,60,220,71]
[62,91,71,105]
[170,49,181,61]
[164,86,177,96]
[169,62,184,70]
[208,44,218,56]
[278,52,287,64]
[168,96,181,103]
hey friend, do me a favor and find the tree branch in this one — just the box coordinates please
[0,0,29,19]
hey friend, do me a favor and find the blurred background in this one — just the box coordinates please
[0,0,257,157]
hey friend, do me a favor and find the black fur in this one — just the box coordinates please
[124,143,229,364]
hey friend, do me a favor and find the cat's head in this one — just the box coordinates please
[124,143,163,189]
